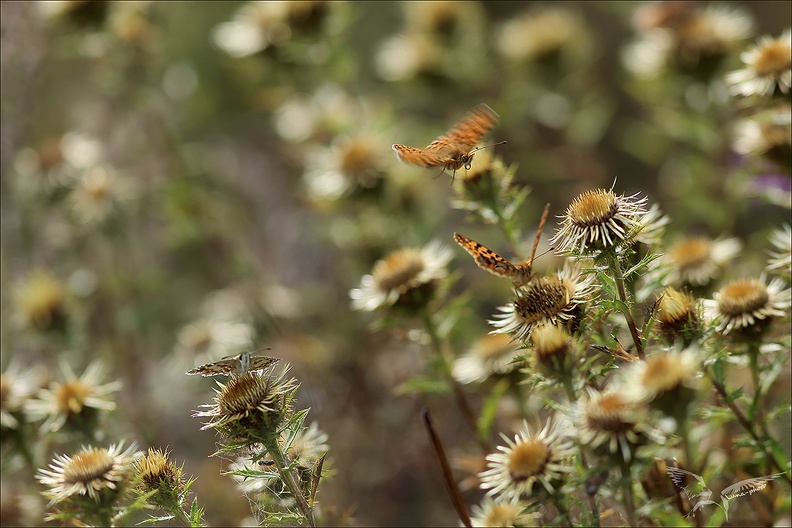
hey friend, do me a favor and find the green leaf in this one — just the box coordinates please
[138,515,176,525]
[478,379,509,438]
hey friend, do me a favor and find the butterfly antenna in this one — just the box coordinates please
[468,140,508,156]
[528,203,551,267]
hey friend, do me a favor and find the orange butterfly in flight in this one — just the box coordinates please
[392,104,505,180]
[454,204,550,288]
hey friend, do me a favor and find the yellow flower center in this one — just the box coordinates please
[373,250,425,292]
[473,334,516,361]
[657,288,694,324]
[531,324,569,358]
[339,141,375,174]
[718,279,769,316]
[483,503,522,526]
[65,449,114,483]
[567,189,618,226]
[56,381,92,414]
[753,39,792,77]
[669,237,711,270]
[641,355,684,393]
[586,393,634,433]
[508,439,549,480]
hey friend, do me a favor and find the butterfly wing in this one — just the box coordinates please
[392,104,499,169]
[186,357,237,376]
[437,103,499,155]
[454,232,530,286]
[391,144,450,168]
[249,356,280,372]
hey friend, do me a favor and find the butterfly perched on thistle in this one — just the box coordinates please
[186,349,279,377]
[392,103,506,181]
[454,204,551,288]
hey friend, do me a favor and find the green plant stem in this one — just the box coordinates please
[578,450,601,528]
[607,254,644,358]
[677,417,696,474]
[169,503,195,527]
[421,310,490,455]
[708,373,792,486]
[261,435,316,527]
[747,344,765,425]
[618,457,637,526]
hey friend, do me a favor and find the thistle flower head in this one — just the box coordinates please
[704,275,791,336]
[655,287,700,345]
[733,107,792,159]
[575,387,660,462]
[479,419,574,501]
[550,189,648,257]
[26,361,121,434]
[661,236,742,287]
[489,264,596,343]
[12,269,67,332]
[470,496,534,527]
[1,361,44,431]
[192,365,298,442]
[453,333,523,384]
[350,242,452,312]
[619,348,701,420]
[133,447,187,510]
[37,442,140,504]
[530,324,573,376]
[726,29,792,97]
[766,224,792,278]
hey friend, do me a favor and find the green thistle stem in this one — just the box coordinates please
[618,457,637,526]
[578,450,601,527]
[677,417,696,474]
[261,435,316,527]
[169,502,195,527]
[607,254,644,358]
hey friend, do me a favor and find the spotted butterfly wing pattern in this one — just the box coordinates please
[392,104,500,174]
[453,233,533,288]
[186,351,280,377]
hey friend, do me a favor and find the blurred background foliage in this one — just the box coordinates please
[1,1,790,526]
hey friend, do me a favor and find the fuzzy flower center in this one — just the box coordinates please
[373,250,425,292]
[669,237,711,270]
[56,381,92,414]
[65,449,115,483]
[340,141,375,174]
[514,277,572,323]
[483,504,522,526]
[532,324,568,358]
[136,449,169,481]
[718,279,769,316]
[507,439,549,480]
[566,190,618,227]
[753,40,792,77]
[641,355,683,393]
[474,334,516,361]
[658,288,694,323]
[585,393,633,433]
[218,373,273,415]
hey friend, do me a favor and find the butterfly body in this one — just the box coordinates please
[392,104,500,177]
[186,351,279,377]
[453,232,533,288]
